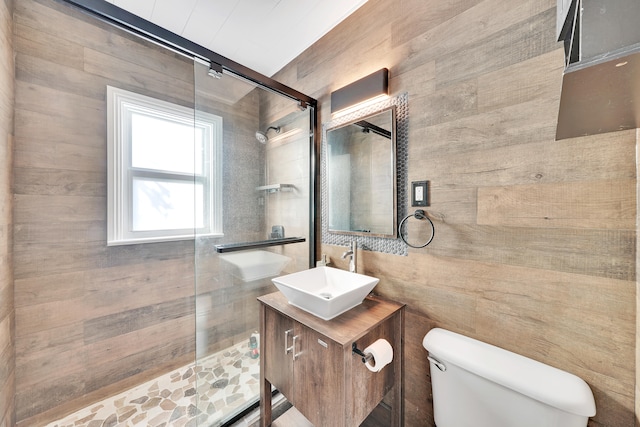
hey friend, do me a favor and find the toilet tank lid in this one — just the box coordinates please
[423,328,596,417]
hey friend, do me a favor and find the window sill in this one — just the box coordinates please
[107,232,224,246]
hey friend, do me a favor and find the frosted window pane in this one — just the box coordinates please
[131,113,203,175]
[132,178,204,231]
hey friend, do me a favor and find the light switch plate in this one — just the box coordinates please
[412,181,429,206]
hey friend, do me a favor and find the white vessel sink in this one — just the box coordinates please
[271,266,379,320]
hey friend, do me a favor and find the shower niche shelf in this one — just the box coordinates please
[256,184,295,193]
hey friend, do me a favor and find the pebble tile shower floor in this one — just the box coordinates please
[47,340,260,427]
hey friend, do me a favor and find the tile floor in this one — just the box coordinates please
[47,340,261,427]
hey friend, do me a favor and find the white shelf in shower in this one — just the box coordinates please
[256,183,295,193]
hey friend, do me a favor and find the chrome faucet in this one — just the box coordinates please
[341,241,357,273]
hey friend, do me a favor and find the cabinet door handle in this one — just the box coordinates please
[284,329,294,354]
[292,335,301,361]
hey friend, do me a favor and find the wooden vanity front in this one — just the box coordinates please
[258,292,404,427]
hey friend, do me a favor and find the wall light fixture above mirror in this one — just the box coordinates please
[331,68,389,117]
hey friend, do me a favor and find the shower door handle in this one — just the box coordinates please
[284,329,294,355]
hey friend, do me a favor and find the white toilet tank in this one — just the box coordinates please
[423,328,596,427]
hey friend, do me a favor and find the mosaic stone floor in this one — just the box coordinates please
[47,339,261,427]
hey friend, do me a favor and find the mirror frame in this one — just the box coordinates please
[321,92,409,256]
[325,105,397,238]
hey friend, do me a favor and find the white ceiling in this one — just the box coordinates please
[104,0,369,77]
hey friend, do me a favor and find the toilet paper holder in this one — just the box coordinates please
[352,342,373,364]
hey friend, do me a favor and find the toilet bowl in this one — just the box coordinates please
[423,328,596,427]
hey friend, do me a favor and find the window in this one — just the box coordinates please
[107,86,222,245]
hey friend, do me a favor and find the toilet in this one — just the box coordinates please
[422,328,596,427]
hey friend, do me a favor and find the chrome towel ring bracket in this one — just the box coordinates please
[398,209,435,248]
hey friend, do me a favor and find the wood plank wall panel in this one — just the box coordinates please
[274,0,637,425]
[0,0,14,425]
[12,0,195,420]
[11,0,263,424]
[636,129,640,427]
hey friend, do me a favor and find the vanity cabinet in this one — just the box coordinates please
[258,291,404,427]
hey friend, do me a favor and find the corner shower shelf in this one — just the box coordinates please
[214,237,306,253]
[256,184,295,193]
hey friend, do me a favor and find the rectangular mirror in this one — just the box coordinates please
[326,106,397,238]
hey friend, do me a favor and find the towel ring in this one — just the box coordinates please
[398,209,435,248]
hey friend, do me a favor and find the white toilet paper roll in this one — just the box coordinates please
[364,338,393,372]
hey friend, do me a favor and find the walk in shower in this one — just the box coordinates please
[15,1,316,426]
[191,60,315,425]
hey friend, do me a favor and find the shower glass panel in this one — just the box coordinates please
[193,60,312,425]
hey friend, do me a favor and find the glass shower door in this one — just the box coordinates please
[192,59,313,425]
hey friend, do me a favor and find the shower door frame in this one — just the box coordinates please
[58,0,318,268]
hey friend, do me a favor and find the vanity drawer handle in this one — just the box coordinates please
[292,335,301,361]
[284,329,293,354]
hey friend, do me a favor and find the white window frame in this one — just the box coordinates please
[107,86,223,246]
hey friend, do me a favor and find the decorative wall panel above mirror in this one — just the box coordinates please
[321,92,408,256]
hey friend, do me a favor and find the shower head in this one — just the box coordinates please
[255,126,280,144]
